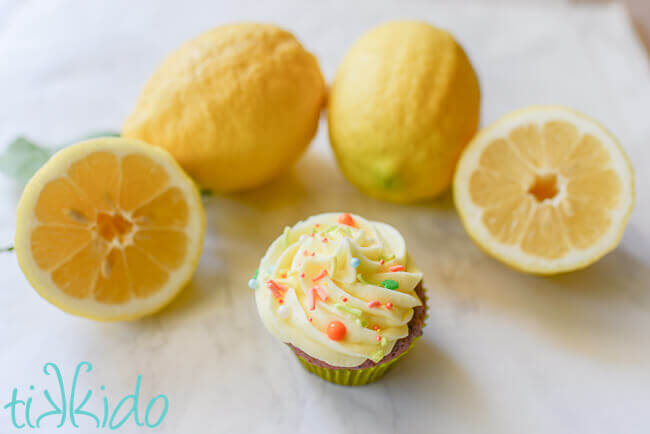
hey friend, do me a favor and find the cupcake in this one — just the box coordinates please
[250,213,426,385]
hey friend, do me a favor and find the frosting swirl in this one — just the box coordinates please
[253,213,423,368]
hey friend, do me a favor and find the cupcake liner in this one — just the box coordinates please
[295,335,421,386]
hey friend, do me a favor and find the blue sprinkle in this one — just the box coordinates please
[350,257,361,268]
[248,279,258,290]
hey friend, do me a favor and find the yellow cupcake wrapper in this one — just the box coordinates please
[296,293,428,386]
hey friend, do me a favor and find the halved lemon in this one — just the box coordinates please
[453,106,634,274]
[15,137,205,320]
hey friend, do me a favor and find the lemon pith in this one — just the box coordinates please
[14,137,206,320]
[453,106,634,274]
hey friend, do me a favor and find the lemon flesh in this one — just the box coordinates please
[123,23,326,193]
[14,138,205,320]
[453,106,634,274]
[328,21,480,203]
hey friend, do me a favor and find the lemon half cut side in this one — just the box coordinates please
[15,137,205,320]
[453,106,634,274]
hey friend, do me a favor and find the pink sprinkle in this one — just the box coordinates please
[367,300,381,308]
[308,289,315,311]
[312,269,328,282]
[385,302,393,310]
[379,259,385,265]
[376,335,382,342]
[389,265,405,272]
[303,250,309,256]
[315,224,320,228]
[342,297,348,302]
[267,280,287,301]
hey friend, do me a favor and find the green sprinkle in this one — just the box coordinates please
[200,189,213,198]
[336,303,362,317]
[357,273,372,285]
[324,225,337,234]
[370,349,384,363]
[253,268,259,279]
[1,245,14,253]
[380,336,388,347]
[355,318,368,328]
[381,279,399,290]
[283,226,291,247]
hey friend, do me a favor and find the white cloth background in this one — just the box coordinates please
[0,1,649,433]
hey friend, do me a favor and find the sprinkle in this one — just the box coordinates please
[267,280,287,302]
[315,224,320,228]
[357,273,371,285]
[389,265,405,272]
[350,257,361,268]
[312,269,328,282]
[277,305,291,319]
[326,321,346,341]
[248,279,258,290]
[303,250,309,256]
[300,273,305,278]
[253,268,259,279]
[314,285,329,301]
[342,297,348,302]
[281,273,287,279]
[335,303,362,317]
[355,318,368,327]
[381,280,399,290]
[376,335,382,342]
[311,252,315,257]
[380,337,388,347]
[367,300,381,308]
[379,259,385,265]
[338,213,356,227]
[322,237,328,243]
[385,302,393,310]
[372,325,380,331]
[308,316,312,322]
[324,225,337,234]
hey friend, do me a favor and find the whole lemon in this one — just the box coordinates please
[123,23,326,192]
[328,21,480,202]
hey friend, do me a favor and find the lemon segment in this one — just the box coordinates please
[453,106,634,274]
[14,137,205,320]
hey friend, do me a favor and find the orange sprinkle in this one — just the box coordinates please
[308,317,312,322]
[281,273,287,278]
[379,259,385,265]
[300,273,305,278]
[385,302,393,310]
[389,265,405,272]
[376,335,382,342]
[367,300,381,308]
[322,237,328,243]
[267,280,287,302]
[372,325,380,331]
[338,213,356,227]
[327,321,346,341]
[312,269,328,282]
[311,252,315,256]
[342,297,348,302]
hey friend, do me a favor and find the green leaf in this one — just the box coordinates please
[0,137,55,183]
[0,131,121,184]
